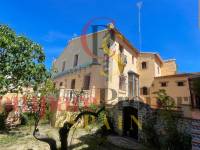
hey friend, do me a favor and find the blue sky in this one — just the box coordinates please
[0,0,199,73]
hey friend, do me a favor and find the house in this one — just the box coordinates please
[137,53,177,102]
[137,53,193,117]
[52,27,182,107]
[53,24,140,107]
[150,73,191,107]
[52,24,196,139]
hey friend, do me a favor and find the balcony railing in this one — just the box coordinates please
[63,89,92,101]
[53,62,94,79]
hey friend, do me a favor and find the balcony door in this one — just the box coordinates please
[128,72,139,98]
[83,75,90,90]
[71,79,76,89]
[128,73,134,98]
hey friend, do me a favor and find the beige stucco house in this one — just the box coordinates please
[52,24,199,139]
[137,52,192,115]
[150,73,191,106]
[53,25,141,108]
[53,24,193,110]
[0,24,197,142]
[137,53,177,102]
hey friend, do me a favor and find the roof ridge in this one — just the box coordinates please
[164,59,176,62]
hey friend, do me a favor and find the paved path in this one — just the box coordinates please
[107,136,144,150]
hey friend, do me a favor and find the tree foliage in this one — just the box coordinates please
[0,24,49,95]
[153,89,175,110]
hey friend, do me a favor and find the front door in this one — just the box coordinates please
[123,106,138,139]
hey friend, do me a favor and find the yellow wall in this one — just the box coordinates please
[53,28,190,113]
[137,53,177,103]
[53,30,108,73]
[161,60,177,76]
[53,30,140,105]
[106,38,139,104]
[137,53,161,89]
[150,75,191,106]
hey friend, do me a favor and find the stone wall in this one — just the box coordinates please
[107,99,151,141]
[192,119,200,150]
[108,99,200,150]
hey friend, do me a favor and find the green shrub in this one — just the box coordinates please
[20,112,35,126]
[89,104,97,111]
[43,102,53,123]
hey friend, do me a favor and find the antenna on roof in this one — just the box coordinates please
[199,0,200,29]
[136,1,143,51]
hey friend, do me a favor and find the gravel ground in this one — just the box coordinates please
[0,125,58,150]
[0,124,131,150]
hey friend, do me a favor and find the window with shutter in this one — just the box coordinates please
[73,54,79,67]
[142,62,147,69]
[142,87,148,95]
[83,75,90,90]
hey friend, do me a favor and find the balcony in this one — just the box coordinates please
[63,89,92,101]
[53,62,94,79]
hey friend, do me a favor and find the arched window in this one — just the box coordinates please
[142,87,148,95]
[142,61,147,69]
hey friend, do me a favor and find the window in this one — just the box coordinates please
[177,81,184,86]
[83,75,90,90]
[160,82,167,87]
[142,87,148,95]
[119,44,124,53]
[184,97,189,102]
[132,56,134,64]
[59,82,63,87]
[128,73,134,97]
[119,75,126,91]
[142,62,147,69]
[73,54,79,67]
[62,61,66,72]
[64,79,67,88]
[177,97,182,106]
[157,67,160,74]
[71,79,76,89]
